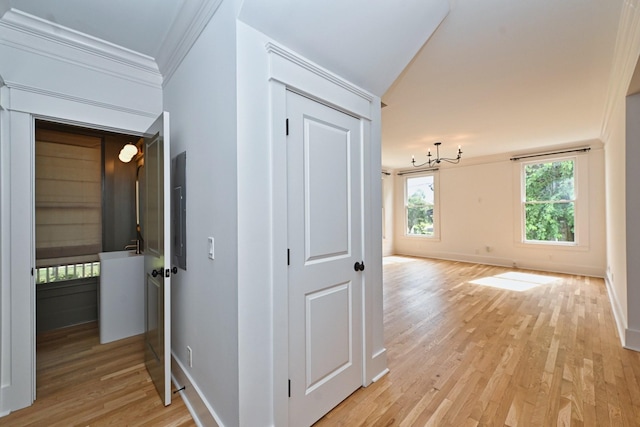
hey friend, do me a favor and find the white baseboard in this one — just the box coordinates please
[367,347,389,385]
[372,368,389,383]
[394,250,605,278]
[604,274,628,348]
[171,354,224,427]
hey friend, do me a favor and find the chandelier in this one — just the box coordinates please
[412,142,462,168]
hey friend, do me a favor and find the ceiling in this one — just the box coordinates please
[382,0,624,168]
[3,0,185,58]
[2,0,628,169]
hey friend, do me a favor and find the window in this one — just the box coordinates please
[523,158,575,243]
[405,173,438,237]
[35,128,102,273]
[35,262,101,285]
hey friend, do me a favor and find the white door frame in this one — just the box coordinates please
[265,43,386,426]
[0,82,157,414]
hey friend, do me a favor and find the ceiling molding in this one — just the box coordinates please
[265,42,374,104]
[157,0,223,87]
[0,9,162,88]
[600,0,640,142]
[3,79,158,118]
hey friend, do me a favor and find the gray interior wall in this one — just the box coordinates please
[36,278,98,332]
[36,125,139,333]
[102,135,138,252]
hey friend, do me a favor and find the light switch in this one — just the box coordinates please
[208,237,214,260]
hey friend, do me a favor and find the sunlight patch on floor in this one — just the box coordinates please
[469,271,560,292]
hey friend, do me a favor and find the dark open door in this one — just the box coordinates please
[143,112,172,405]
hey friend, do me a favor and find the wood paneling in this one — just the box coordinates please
[316,256,640,426]
[1,322,194,426]
[36,278,97,332]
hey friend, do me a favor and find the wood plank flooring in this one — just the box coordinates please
[3,256,639,426]
[1,322,195,426]
[316,256,640,426]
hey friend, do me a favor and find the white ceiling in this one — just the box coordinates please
[382,0,624,168]
[4,0,185,58]
[237,0,449,96]
[2,0,628,169]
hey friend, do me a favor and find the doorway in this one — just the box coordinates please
[33,120,141,393]
[286,91,365,426]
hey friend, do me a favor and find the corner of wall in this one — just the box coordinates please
[171,355,223,427]
[625,328,640,351]
[605,274,627,348]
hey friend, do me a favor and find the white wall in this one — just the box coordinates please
[604,96,629,342]
[393,149,607,277]
[236,21,274,426]
[625,93,640,348]
[162,0,239,425]
[382,172,395,256]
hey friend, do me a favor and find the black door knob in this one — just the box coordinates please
[354,261,365,272]
[151,268,161,277]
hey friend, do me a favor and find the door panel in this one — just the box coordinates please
[305,120,350,261]
[287,91,363,426]
[306,281,352,390]
[143,112,172,406]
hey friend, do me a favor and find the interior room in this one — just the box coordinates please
[1,0,640,426]
[34,122,142,332]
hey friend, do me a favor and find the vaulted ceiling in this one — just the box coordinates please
[381,0,624,169]
[1,0,628,169]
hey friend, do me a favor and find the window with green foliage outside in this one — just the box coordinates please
[406,175,435,236]
[524,159,575,243]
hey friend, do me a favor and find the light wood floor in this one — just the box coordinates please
[1,322,195,426]
[4,257,639,426]
[317,256,640,426]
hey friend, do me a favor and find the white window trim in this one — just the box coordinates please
[513,154,590,250]
[403,171,440,240]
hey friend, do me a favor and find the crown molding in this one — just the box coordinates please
[600,0,640,142]
[3,80,157,118]
[265,42,374,103]
[0,9,162,88]
[157,0,223,87]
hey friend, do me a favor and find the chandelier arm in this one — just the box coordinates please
[411,159,435,168]
[411,143,462,167]
[440,157,461,164]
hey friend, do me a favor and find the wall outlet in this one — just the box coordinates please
[187,346,193,368]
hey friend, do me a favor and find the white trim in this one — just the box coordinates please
[2,83,157,134]
[266,43,374,121]
[157,0,223,87]
[513,153,590,250]
[403,171,440,241]
[171,355,223,427]
[266,40,385,426]
[0,9,161,88]
[600,0,640,141]
[265,43,374,104]
[371,368,389,383]
[4,81,158,119]
[394,251,605,278]
[0,99,159,416]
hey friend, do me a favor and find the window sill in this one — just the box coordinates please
[516,240,589,252]
[402,234,441,242]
